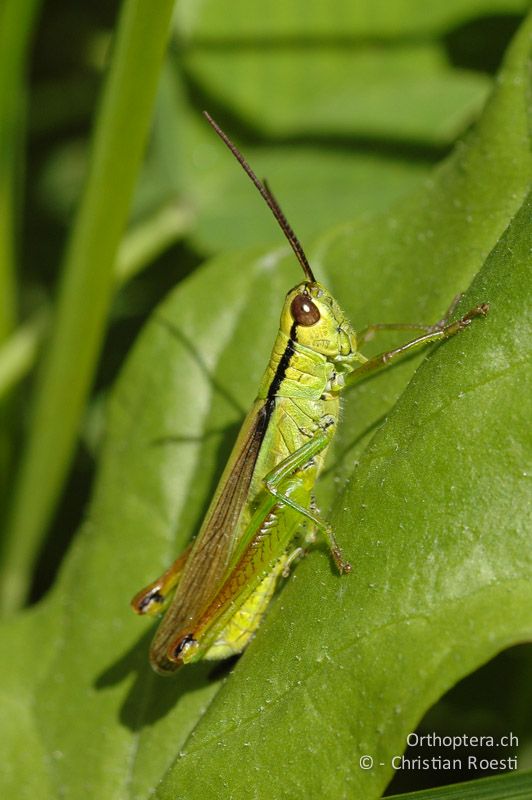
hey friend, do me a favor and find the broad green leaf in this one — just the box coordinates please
[155,173,532,798]
[182,44,490,145]
[173,0,530,145]
[143,0,531,253]
[176,0,527,40]
[0,11,530,800]
[188,139,430,252]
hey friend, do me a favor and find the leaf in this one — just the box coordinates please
[156,0,530,254]
[145,0,532,254]
[155,187,532,799]
[175,0,527,40]
[175,0,514,145]
[182,44,490,145]
[0,11,530,800]
[187,137,431,252]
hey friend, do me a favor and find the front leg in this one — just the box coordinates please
[348,302,489,387]
[356,293,465,348]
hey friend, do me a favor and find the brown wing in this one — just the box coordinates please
[149,399,271,667]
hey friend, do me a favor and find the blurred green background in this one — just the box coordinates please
[6,0,526,590]
[0,1,530,796]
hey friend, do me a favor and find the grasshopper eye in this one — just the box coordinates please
[291,294,320,326]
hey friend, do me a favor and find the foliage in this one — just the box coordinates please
[0,1,530,798]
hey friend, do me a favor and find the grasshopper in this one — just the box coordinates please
[131,112,488,674]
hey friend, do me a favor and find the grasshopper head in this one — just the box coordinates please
[201,113,359,366]
[280,281,358,361]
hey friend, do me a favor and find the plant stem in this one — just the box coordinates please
[0,0,41,342]
[0,0,42,551]
[0,0,176,614]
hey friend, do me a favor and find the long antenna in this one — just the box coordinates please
[203,111,316,283]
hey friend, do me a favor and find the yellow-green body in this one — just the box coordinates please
[132,281,361,673]
[131,113,489,675]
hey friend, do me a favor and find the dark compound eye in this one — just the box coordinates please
[290,293,320,326]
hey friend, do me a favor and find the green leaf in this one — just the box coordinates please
[0,11,530,800]
[175,0,523,145]
[148,0,532,255]
[188,137,431,252]
[154,0,529,254]
[175,0,528,40]
[182,44,490,145]
[154,180,532,798]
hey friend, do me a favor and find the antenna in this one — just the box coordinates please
[203,111,316,283]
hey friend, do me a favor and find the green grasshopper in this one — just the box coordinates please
[131,112,488,674]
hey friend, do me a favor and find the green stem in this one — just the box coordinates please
[0,0,41,342]
[0,0,176,615]
[0,0,42,552]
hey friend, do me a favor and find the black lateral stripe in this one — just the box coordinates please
[267,322,297,400]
